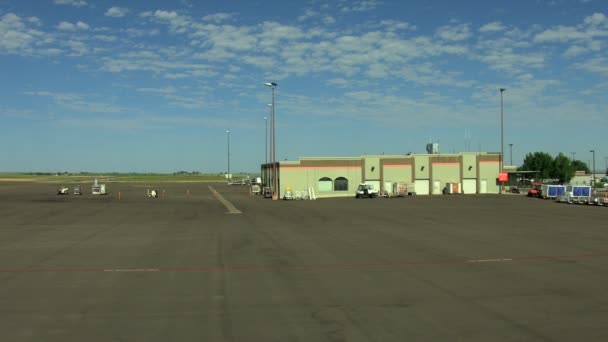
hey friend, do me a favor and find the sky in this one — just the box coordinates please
[0,0,607,173]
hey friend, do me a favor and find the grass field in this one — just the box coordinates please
[0,173,252,183]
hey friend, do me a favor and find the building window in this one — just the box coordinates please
[318,177,333,192]
[334,177,348,191]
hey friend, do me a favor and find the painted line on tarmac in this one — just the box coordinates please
[208,185,242,214]
[1,253,607,274]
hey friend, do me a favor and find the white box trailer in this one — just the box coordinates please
[445,182,461,194]
[565,185,592,204]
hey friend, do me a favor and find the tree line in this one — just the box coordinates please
[519,152,590,183]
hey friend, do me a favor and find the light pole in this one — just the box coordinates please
[226,129,230,183]
[264,116,268,165]
[605,157,608,175]
[590,149,595,187]
[571,152,576,161]
[265,82,278,200]
[509,143,513,166]
[499,88,506,194]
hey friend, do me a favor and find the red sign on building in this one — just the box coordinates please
[498,173,509,182]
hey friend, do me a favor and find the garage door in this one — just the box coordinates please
[480,179,487,194]
[462,179,476,194]
[414,179,430,195]
[432,180,442,194]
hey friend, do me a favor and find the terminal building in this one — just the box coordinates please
[262,149,502,199]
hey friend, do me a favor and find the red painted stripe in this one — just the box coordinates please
[383,164,412,168]
[280,166,361,171]
[431,162,460,166]
[1,253,606,274]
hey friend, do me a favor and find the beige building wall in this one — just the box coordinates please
[414,155,430,179]
[272,153,502,198]
[478,161,500,194]
[462,154,478,179]
[382,165,413,183]
[363,157,381,181]
[381,157,414,193]
[278,158,363,198]
[431,163,461,194]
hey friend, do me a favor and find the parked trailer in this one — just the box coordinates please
[541,185,565,199]
[567,185,592,204]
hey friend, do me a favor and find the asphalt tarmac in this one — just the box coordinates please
[0,181,607,341]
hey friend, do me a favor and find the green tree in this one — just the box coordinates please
[520,152,554,179]
[553,153,575,183]
[571,160,591,173]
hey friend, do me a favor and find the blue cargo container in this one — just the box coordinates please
[541,185,566,198]
[573,186,591,197]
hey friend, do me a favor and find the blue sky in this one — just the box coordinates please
[1,0,607,173]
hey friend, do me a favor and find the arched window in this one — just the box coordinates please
[334,177,348,191]
[318,177,333,192]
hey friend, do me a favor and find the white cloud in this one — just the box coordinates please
[534,25,588,42]
[534,12,608,43]
[475,49,545,74]
[105,7,129,18]
[575,57,608,75]
[378,20,415,32]
[0,107,40,120]
[125,28,160,37]
[100,53,217,80]
[339,0,381,13]
[27,17,42,26]
[200,24,257,51]
[298,9,319,22]
[479,21,506,33]
[145,10,192,34]
[23,91,125,114]
[563,45,588,57]
[584,12,606,26]
[136,87,178,94]
[54,0,87,7]
[202,13,233,23]
[0,13,46,55]
[322,16,336,25]
[93,34,117,42]
[436,24,471,41]
[57,21,90,31]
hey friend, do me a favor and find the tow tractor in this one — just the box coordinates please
[355,183,379,198]
[527,182,542,198]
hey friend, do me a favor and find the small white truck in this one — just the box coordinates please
[355,183,379,198]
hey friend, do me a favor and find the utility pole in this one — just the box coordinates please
[499,88,506,194]
[226,129,230,183]
[590,150,595,187]
[265,82,278,200]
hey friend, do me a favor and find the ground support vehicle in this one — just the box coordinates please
[355,183,379,198]
[527,182,542,197]
[92,179,107,195]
